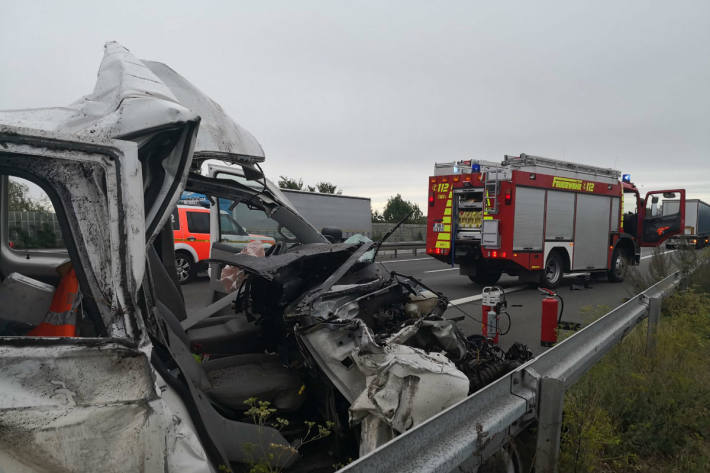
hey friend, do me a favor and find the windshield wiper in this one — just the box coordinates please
[372,210,414,261]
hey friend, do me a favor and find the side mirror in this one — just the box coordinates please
[663,192,676,198]
[321,227,343,243]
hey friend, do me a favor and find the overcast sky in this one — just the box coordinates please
[1,1,709,211]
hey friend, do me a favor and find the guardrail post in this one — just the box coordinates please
[535,377,566,473]
[646,296,661,356]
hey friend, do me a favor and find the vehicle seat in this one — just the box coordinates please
[147,248,304,412]
[203,353,304,411]
[187,315,263,354]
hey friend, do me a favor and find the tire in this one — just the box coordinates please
[469,266,502,286]
[607,247,627,282]
[175,251,196,284]
[542,252,564,288]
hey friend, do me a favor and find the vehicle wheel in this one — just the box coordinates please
[696,239,705,250]
[469,266,502,286]
[175,251,196,284]
[542,252,564,288]
[607,247,627,282]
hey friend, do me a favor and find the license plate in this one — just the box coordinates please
[432,223,444,232]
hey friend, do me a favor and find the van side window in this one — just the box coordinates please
[8,176,64,250]
[186,211,210,234]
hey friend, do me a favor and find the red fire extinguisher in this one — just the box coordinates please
[540,287,564,347]
[482,286,508,345]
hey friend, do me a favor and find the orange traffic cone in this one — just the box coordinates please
[28,262,80,337]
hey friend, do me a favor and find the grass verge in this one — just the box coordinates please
[559,252,710,472]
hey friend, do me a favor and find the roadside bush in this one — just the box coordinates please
[559,258,710,472]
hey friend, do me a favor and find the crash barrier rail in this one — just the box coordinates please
[378,240,426,257]
[338,270,683,473]
[8,210,64,249]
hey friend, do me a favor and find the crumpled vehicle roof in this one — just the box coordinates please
[0,42,263,162]
[143,60,264,163]
[0,42,268,291]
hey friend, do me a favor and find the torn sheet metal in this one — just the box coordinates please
[210,242,357,281]
[348,323,469,434]
[144,61,265,163]
[0,342,212,473]
[0,127,145,332]
[0,42,199,244]
[386,318,469,361]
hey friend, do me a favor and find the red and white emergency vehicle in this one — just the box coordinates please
[172,205,275,283]
[426,154,685,287]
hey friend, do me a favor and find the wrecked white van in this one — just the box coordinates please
[0,43,530,472]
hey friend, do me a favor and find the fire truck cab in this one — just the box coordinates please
[426,154,685,287]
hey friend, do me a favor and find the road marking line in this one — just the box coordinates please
[378,257,430,263]
[640,250,676,260]
[425,267,458,273]
[448,285,527,307]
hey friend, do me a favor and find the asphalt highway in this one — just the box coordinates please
[377,247,675,355]
[183,247,677,356]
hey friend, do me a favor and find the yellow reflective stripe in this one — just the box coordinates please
[483,216,493,220]
[435,241,451,249]
[175,238,210,243]
[444,208,451,216]
[437,232,450,240]
[442,216,451,223]
[443,224,451,232]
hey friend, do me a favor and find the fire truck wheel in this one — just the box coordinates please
[608,248,627,282]
[469,267,502,286]
[542,252,564,288]
[175,250,196,284]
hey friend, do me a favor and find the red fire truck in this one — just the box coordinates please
[426,154,685,287]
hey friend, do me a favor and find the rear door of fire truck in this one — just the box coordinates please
[639,189,686,246]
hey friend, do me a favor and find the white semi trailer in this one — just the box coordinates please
[664,199,710,249]
[281,189,372,240]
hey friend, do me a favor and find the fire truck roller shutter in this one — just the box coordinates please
[573,194,612,270]
[545,191,575,240]
[610,197,620,232]
[513,187,545,251]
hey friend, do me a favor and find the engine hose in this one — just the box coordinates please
[557,293,565,324]
[469,360,508,393]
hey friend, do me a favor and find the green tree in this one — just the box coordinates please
[382,194,424,223]
[279,177,343,194]
[371,210,385,223]
[278,176,304,190]
[8,179,49,212]
[314,182,342,194]
[8,178,60,249]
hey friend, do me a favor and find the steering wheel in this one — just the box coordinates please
[265,241,286,257]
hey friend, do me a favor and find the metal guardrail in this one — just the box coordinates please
[378,240,426,257]
[338,270,683,473]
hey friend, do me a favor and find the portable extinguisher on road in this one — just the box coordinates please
[481,286,510,345]
[539,287,564,347]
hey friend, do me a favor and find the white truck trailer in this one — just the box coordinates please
[281,189,372,239]
[664,199,710,249]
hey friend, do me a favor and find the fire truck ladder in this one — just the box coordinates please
[483,168,502,215]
